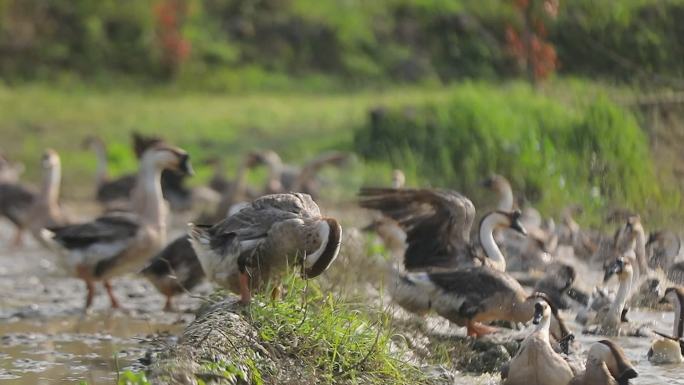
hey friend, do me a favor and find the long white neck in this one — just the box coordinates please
[91,141,109,185]
[131,160,165,231]
[533,315,551,343]
[479,214,506,271]
[40,164,61,209]
[634,225,648,273]
[609,272,633,321]
[497,183,514,211]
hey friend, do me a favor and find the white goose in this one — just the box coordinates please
[501,297,574,385]
[41,144,193,309]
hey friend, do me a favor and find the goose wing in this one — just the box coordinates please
[427,267,522,320]
[97,174,136,203]
[205,193,321,255]
[0,182,36,225]
[358,188,475,270]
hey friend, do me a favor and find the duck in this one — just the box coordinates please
[189,192,342,304]
[40,144,193,309]
[141,234,204,311]
[82,136,137,209]
[568,340,638,385]
[0,149,66,247]
[501,297,574,385]
[582,257,640,336]
[648,286,684,364]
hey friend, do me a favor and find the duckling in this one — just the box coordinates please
[0,149,66,247]
[41,144,193,309]
[568,340,638,385]
[82,136,137,210]
[501,298,574,385]
[189,193,342,304]
[141,235,204,311]
[648,287,684,364]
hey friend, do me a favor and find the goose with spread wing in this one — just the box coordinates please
[189,193,342,304]
[41,144,193,309]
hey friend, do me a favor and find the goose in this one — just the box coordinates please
[582,257,639,336]
[82,136,137,209]
[131,132,192,211]
[0,152,23,183]
[568,340,638,385]
[646,230,681,271]
[361,169,407,260]
[648,287,684,364]
[250,149,351,198]
[358,188,480,271]
[189,193,342,304]
[501,297,574,385]
[41,144,193,309]
[141,235,204,311]
[0,149,66,247]
[613,215,648,279]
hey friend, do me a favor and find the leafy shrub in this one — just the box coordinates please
[354,82,669,218]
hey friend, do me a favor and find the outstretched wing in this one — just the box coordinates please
[359,188,475,270]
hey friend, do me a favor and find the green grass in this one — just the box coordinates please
[0,83,451,199]
[245,273,427,385]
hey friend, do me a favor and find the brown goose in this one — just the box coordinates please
[501,296,574,385]
[0,149,66,247]
[82,136,137,209]
[141,234,204,311]
[189,193,342,304]
[568,340,638,385]
[41,144,193,309]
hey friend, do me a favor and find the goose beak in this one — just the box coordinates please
[511,218,527,236]
[603,258,624,283]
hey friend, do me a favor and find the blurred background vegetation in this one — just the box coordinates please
[1,0,683,224]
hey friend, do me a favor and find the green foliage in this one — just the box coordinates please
[354,82,673,221]
[247,273,427,385]
[2,0,681,87]
[118,370,150,385]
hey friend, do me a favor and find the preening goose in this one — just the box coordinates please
[141,235,204,311]
[41,145,193,309]
[82,136,136,209]
[648,287,684,364]
[189,193,342,304]
[0,149,66,247]
[501,297,574,385]
[568,340,638,385]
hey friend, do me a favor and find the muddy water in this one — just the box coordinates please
[0,227,207,385]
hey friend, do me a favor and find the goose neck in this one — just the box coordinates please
[40,164,61,208]
[91,141,109,185]
[497,183,514,211]
[479,214,506,271]
[674,298,683,338]
[132,161,165,229]
[533,315,551,342]
[609,272,633,320]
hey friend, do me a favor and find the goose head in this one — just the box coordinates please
[391,169,405,189]
[141,145,194,176]
[526,292,574,353]
[603,257,632,283]
[532,300,550,325]
[481,174,511,193]
[588,340,638,384]
[660,286,684,307]
[41,149,60,170]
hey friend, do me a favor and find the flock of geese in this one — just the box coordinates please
[1,133,684,384]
